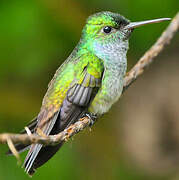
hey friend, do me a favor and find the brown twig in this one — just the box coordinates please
[0,12,178,154]
[0,117,90,146]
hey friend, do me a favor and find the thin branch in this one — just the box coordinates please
[7,137,21,164]
[0,12,178,150]
[0,117,90,146]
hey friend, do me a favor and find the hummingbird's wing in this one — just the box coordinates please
[23,54,104,175]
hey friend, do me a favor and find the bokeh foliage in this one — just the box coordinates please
[0,0,178,179]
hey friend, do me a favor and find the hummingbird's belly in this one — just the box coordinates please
[88,70,124,115]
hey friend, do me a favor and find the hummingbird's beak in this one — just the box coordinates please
[125,18,171,30]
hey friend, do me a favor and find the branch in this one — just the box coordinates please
[0,12,179,154]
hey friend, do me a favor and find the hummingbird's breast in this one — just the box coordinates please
[88,58,127,115]
[88,39,128,115]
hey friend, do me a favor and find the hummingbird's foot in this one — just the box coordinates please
[84,113,97,127]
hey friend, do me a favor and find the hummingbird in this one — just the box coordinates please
[7,11,170,175]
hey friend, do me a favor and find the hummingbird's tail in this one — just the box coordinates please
[23,115,65,176]
[23,142,63,176]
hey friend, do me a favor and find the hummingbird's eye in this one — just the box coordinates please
[103,26,112,34]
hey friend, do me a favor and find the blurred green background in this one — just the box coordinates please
[0,0,178,179]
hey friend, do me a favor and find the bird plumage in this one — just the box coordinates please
[24,50,104,174]
[7,11,131,175]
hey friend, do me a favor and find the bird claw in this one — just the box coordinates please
[84,113,97,127]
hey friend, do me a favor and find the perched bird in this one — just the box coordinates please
[7,11,170,175]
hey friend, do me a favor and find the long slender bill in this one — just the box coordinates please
[125,18,171,29]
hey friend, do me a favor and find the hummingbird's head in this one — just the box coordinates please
[81,11,170,62]
[81,11,132,61]
[83,11,131,41]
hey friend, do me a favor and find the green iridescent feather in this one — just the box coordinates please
[43,49,104,109]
